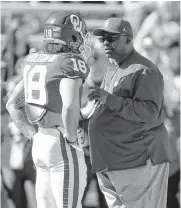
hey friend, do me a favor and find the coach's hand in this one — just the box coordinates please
[88,87,109,104]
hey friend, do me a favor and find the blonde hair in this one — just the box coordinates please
[43,40,68,54]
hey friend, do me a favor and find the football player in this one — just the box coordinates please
[6,13,91,208]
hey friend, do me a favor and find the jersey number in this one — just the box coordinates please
[71,58,87,73]
[24,65,47,105]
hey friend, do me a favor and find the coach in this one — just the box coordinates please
[88,18,172,208]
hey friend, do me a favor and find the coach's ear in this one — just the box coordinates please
[126,36,132,44]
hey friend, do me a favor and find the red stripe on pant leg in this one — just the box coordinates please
[70,147,79,208]
[60,138,69,208]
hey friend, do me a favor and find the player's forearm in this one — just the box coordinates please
[6,104,37,140]
[62,105,80,142]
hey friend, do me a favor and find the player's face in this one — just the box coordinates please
[99,33,127,59]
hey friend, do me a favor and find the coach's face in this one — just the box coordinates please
[100,33,128,59]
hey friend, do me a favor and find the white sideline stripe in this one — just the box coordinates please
[77,151,87,207]
[65,143,74,208]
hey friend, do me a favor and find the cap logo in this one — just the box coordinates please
[104,20,110,28]
[122,28,126,32]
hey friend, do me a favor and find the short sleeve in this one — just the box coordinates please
[60,54,90,81]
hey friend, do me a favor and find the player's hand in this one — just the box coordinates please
[88,87,109,104]
[69,141,83,151]
[64,133,83,151]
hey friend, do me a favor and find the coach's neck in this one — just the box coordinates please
[114,42,134,64]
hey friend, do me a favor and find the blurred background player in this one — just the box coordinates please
[6,12,91,208]
[1,122,36,208]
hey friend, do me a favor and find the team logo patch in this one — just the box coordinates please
[70,15,83,33]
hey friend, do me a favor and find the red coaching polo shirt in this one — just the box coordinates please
[88,50,172,172]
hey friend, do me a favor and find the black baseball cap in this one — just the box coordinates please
[93,18,133,38]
